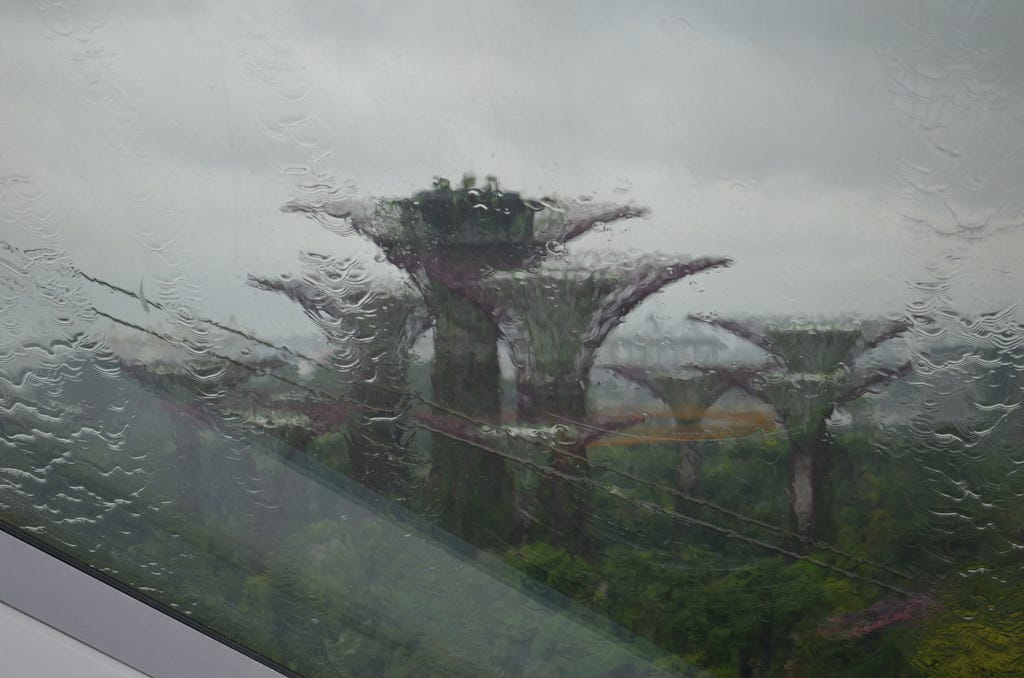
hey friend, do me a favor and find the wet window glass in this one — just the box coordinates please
[2,2,1023,676]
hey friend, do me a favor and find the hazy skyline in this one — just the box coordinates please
[2,1,1023,345]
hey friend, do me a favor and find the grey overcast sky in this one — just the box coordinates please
[2,1,1022,341]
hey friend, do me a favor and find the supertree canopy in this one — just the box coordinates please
[452,256,732,421]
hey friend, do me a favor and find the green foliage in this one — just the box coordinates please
[914,604,1024,676]
[308,431,349,473]
[791,626,926,678]
[8,362,1024,676]
[507,542,599,602]
[398,176,535,246]
[501,539,910,677]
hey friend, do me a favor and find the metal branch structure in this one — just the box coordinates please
[457,259,732,421]
[690,316,913,538]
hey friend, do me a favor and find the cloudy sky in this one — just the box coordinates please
[2,0,1023,343]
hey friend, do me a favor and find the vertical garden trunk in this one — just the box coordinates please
[675,440,703,499]
[789,441,817,535]
[347,381,412,498]
[668,437,704,539]
[787,419,830,540]
[425,287,514,547]
[519,378,593,555]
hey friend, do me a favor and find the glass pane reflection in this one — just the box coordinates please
[2,2,1024,676]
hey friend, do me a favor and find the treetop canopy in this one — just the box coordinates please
[394,174,538,247]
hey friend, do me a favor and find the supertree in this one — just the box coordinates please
[281,175,650,547]
[249,253,430,499]
[602,364,730,503]
[689,316,912,538]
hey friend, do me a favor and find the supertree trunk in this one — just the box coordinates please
[414,407,646,559]
[346,381,413,498]
[787,419,831,539]
[668,430,706,533]
[423,284,514,546]
[676,439,703,498]
[517,377,593,553]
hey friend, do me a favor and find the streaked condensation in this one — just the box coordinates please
[2,2,1023,676]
